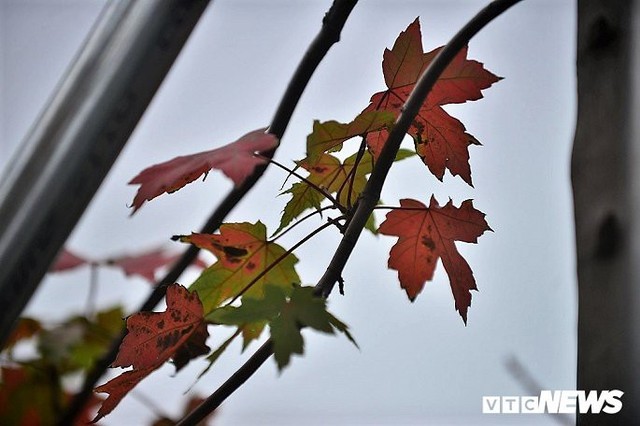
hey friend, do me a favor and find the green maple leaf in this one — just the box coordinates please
[306,110,395,160]
[277,148,414,235]
[182,221,300,314]
[210,285,356,370]
[277,152,374,234]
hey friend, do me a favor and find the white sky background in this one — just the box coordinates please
[1,0,576,425]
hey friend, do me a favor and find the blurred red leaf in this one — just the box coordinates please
[129,128,278,213]
[378,197,491,323]
[50,249,89,272]
[0,365,62,425]
[4,318,42,350]
[107,249,206,283]
[94,284,209,421]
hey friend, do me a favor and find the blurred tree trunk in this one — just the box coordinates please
[572,0,640,423]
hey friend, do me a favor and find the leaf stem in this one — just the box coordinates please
[271,205,336,241]
[261,156,342,209]
[335,136,367,209]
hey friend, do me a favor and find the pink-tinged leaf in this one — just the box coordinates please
[129,128,278,213]
[106,248,206,283]
[50,249,89,272]
[378,197,491,324]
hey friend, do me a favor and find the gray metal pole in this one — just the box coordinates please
[0,0,210,345]
[573,0,640,422]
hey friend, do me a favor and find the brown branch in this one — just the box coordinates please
[177,1,522,425]
[176,341,274,426]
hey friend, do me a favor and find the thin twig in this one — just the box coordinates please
[130,390,172,420]
[176,340,274,426]
[85,263,99,319]
[178,1,522,425]
[262,156,341,208]
[340,137,367,209]
[271,205,336,241]
[505,356,573,426]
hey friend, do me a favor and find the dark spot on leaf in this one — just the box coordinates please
[246,261,256,271]
[421,236,436,251]
[170,310,182,322]
[157,320,165,330]
[223,245,248,258]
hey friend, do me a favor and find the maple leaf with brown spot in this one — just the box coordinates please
[364,17,500,185]
[93,284,209,421]
[180,221,300,314]
[129,128,278,213]
[378,197,491,324]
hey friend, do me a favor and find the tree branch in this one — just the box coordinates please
[176,341,274,426]
[177,1,522,425]
[58,1,359,424]
[316,0,522,298]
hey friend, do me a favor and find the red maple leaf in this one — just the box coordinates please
[129,128,278,213]
[94,284,209,421]
[364,18,500,185]
[378,197,491,323]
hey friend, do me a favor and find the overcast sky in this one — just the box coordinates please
[1,1,576,425]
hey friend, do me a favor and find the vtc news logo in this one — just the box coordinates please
[482,390,623,414]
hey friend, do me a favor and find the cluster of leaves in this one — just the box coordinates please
[0,17,499,423]
[0,307,123,424]
[0,247,209,424]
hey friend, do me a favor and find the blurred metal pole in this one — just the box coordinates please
[0,0,211,345]
[573,0,640,423]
